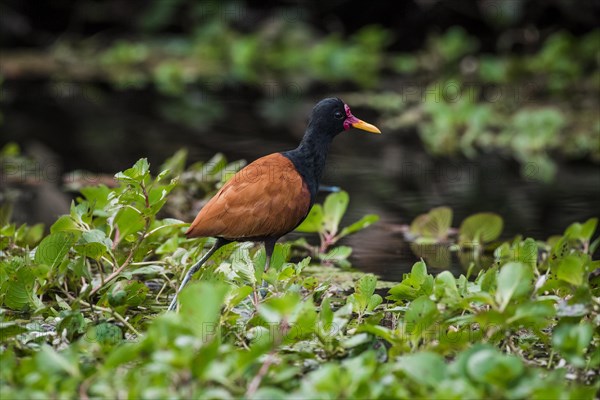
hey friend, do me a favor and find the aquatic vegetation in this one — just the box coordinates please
[1,153,598,398]
[294,190,379,267]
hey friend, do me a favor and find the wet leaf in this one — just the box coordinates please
[294,205,324,233]
[323,191,349,235]
[459,213,503,245]
[339,214,379,238]
[496,262,532,311]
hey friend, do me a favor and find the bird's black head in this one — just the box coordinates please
[308,98,381,137]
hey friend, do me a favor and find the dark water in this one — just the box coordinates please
[3,87,599,281]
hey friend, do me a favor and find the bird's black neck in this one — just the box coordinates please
[282,127,333,204]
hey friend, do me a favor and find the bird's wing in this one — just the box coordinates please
[185,153,311,240]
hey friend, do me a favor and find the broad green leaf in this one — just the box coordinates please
[227,285,253,308]
[356,274,377,299]
[339,214,379,238]
[34,232,78,268]
[86,322,123,346]
[179,282,229,337]
[36,345,80,377]
[108,280,148,308]
[434,271,460,303]
[466,347,524,386]
[552,323,594,368]
[50,215,81,233]
[156,235,179,254]
[398,352,447,387]
[286,299,317,341]
[323,191,349,235]
[508,300,555,327]
[294,205,324,233]
[404,295,439,345]
[579,218,597,242]
[159,148,187,177]
[556,254,585,286]
[114,207,145,240]
[348,274,381,314]
[19,223,44,247]
[565,217,598,242]
[268,243,291,271]
[357,324,396,344]
[495,262,532,311]
[80,185,112,210]
[322,246,352,262]
[367,294,383,312]
[387,261,434,301]
[103,342,142,370]
[74,229,112,260]
[477,265,497,292]
[459,212,503,245]
[319,297,334,327]
[410,206,453,239]
[114,158,150,183]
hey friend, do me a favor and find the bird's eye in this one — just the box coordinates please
[334,111,344,119]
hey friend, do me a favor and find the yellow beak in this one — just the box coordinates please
[352,119,382,134]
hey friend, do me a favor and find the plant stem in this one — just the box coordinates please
[246,352,275,397]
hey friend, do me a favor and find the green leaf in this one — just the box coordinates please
[57,311,87,341]
[387,261,434,301]
[50,215,81,233]
[179,282,229,337]
[294,205,324,233]
[114,158,150,183]
[80,185,112,210]
[108,280,148,308]
[434,271,460,304]
[0,322,28,340]
[36,345,80,377]
[34,232,78,268]
[508,300,556,327]
[323,191,349,235]
[74,229,112,260]
[319,297,334,328]
[322,246,352,262]
[86,322,123,346]
[114,207,145,240]
[156,235,179,254]
[459,212,504,245]
[338,214,379,238]
[404,295,439,345]
[565,217,598,242]
[466,347,524,386]
[398,352,447,387]
[410,206,453,239]
[579,218,598,242]
[496,262,532,311]
[552,323,594,368]
[556,255,585,286]
[347,274,381,314]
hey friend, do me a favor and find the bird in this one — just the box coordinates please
[168,98,380,311]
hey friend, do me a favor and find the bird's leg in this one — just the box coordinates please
[167,238,228,311]
[259,239,277,298]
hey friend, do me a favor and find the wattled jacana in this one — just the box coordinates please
[168,98,381,311]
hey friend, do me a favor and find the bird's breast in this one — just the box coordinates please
[185,153,312,241]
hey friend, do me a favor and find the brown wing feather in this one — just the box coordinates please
[186,153,311,240]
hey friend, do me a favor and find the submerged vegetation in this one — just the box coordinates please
[1,151,598,398]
